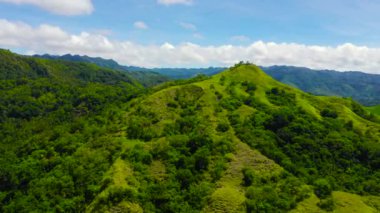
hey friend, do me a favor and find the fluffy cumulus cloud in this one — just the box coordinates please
[0,0,94,16]
[1,19,380,74]
[157,0,193,6]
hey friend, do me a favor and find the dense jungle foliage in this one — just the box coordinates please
[0,51,379,212]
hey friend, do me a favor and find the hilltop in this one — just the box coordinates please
[0,52,379,212]
[34,54,380,106]
[111,63,379,212]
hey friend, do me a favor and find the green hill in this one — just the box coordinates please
[34,53,225,80]
[34,54,380,106]
[0,53,379,213]
[367,105,380,116]
[33,53,171,87]
[0,50,144,212]
[115,63,379,212]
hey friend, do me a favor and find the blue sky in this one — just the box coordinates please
[1,0,380,73]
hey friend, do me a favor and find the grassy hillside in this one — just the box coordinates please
[34,54,380,106]
[367,105,380,116]
[1,54,379,212]
[105,63,379,212]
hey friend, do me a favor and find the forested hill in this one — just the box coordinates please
[0,49,144,211]
[1,51,379,212]
[114,63,379,212]
[34,54,380,106]
[367,105,380,116]
[33,53,171,87]
[1,49,142,85]
[34,53,225,80]
[262,66,380,106]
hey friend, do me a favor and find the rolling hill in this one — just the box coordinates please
[34,54,170,87]
[113,62,379,212]
[367,105,380,116]
[34,54,380,106]
[35,53,225,80]
[1,51,379,212]
[0,49,144,212]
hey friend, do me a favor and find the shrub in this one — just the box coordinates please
[107,187,136,204]
[219,97,242,111]
[242,167,256,186]
[215,91,223,100]
[314,178,332,199]
[216,123,230,132]
[211,159,226,181]
[266,87,296,106]
[194,148,210,171]
[318,197,335,211]
[320,109,338,118]
[242,81,257,93]
[167,101,178,108]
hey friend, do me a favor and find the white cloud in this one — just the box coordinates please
[179,22,197,31]
[1,19,380,74]
[0,0,94,16]
[157,0,193,6]
[134,21,148,30]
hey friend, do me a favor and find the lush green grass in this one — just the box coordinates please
[121,63,379,212]
[366,105,380,116]
[291,191,378,213]
[204,141,283,212]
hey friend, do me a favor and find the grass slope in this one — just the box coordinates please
[1,53,379,213]
[116,63,379,212]
[291,192,377,213]
[366,105,380,116]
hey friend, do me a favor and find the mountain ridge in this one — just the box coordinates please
[1,50,379,212]
[263,65,380,106]
[115,63,379,212]
[33,53,170,87]
[33,53,380,106]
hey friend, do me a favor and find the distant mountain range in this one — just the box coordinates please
[34,54,222,83]
[33,54,170,87]
[34,54,380,106]
[262,66,380,106]
[39,54,224,79]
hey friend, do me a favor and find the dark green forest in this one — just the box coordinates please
[0,49,143,211]
[0,51,379,212]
